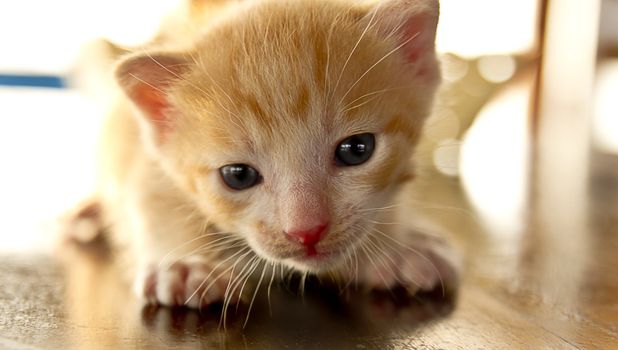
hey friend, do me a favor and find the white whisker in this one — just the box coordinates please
[185,246,251,305]
[330,4,380,102]
[220,254,258,329]
[244,260,268,328]
[357,203,403,213]
[357,239,391,289]
[339,32,420,103]
[370,227,445,296]
[267,262,276,316]
[299,271,308,299]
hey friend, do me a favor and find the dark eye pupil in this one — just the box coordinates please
[335,133,375,166]
[220,164,261,190]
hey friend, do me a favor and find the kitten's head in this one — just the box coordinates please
[116,0,440,272]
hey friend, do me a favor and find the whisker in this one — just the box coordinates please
[235,257,261,312]
[363,232,407,287]
[144,52,189,83]
[221,256,260,328]
[322,14,338,107]
[339,246,357,293]
[339,32,420,104]
[368,219,403,226]
[299,271,308,300]
[407,200,481,218]
[192,240,249,260]
[185,246,251,305]
[342,94,383,113]
[244,260,268,328]
[267,262,277,317]
[370,227,446,296]
[357,203,403,213]
[188,53,247,131]
[219,258,239,323]
[158,231,222,268]
[128,73,166,94]
[341,87,402,110]
[357,239,391,291]
[193,236,245,253]
[165,236,244,270]
[362,233,403,286]
[330,3,380,102]
[367,232,430,303]
[354,247,360,289]
[143,53,248,129]
[219,254,257,329]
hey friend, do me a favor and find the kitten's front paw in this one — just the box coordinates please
[360,233,460,296]
[136,258,236,309]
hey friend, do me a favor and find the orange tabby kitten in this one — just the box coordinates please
[67,0,459,309]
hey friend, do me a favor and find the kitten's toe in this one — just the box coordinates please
[137,258,235,309]
[60,199,105,243]
[399,245,458,295]
[361,233,460,296]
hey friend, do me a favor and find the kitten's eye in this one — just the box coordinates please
[219,164,262,190]
[335,133,375,166]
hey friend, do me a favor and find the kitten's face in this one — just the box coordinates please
[117,0,440,273]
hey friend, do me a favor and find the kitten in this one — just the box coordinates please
[66,0,459,310]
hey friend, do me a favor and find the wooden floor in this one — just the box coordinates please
[1,151,617,349]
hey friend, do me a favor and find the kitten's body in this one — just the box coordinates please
[68,0,459,309]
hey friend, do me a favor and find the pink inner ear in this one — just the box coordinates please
[131,84,172,138]
[399,13,439,81]
[116,54,189,142]
[372,0,440,81]
[400,14,436,63]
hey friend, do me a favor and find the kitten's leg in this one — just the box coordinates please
[355,228,460,296]
[61,197,243,308]
[120,187,242,309]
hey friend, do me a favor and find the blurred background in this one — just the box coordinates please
[0,0,616,254]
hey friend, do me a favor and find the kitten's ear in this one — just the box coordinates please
[364,0,440,82]
[115,53,190,139]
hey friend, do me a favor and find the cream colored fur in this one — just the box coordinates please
[68,0,457,309]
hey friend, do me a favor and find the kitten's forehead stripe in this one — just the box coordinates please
[384,115,417,140]
[245,93,272,128]
[312,31,328,91]
[292,85,311,121]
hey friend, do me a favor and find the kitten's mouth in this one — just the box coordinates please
[297,249,333,260]
[284,246,334,260]
[286,252,337,271]
[285,244,350,271]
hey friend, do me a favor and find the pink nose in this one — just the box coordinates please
[284,222,329,246]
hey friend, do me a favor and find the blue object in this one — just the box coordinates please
[0,74,66,89]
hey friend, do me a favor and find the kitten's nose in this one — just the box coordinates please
[284,222,329,246]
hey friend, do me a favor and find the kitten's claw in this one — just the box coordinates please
[136,258,237,309]
[360,233,460,296]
